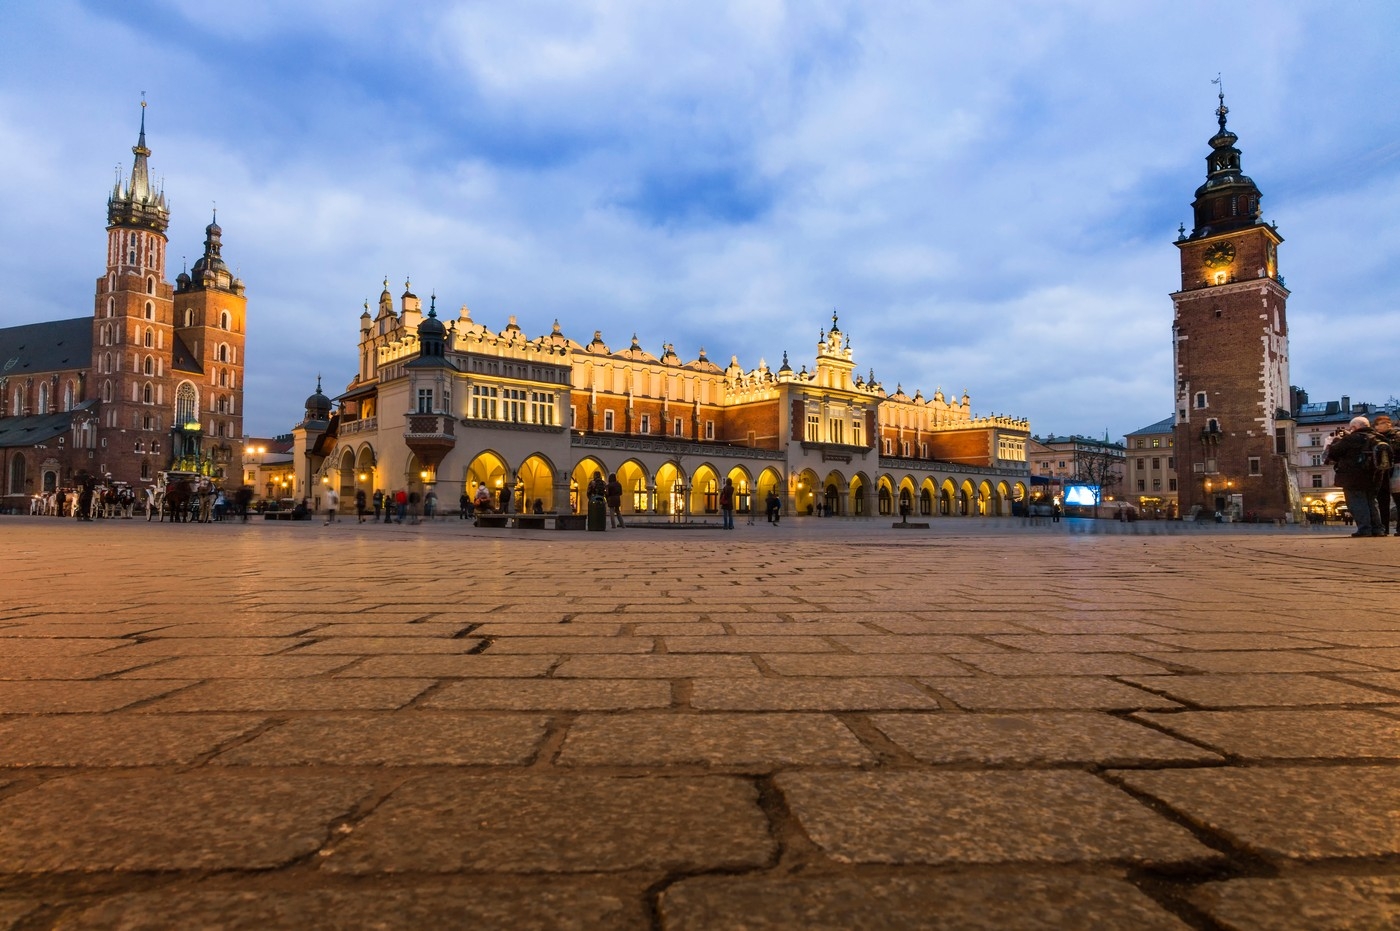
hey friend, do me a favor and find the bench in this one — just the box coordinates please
[474,514,510,528]
[511,515,548,530]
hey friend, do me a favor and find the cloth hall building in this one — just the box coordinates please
[295,285,1031,521]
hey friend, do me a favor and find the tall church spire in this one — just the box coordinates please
[1188,81,1263,239]
[108,97,169,233]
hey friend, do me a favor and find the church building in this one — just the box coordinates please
[0,104,246,508]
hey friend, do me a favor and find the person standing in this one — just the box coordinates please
[394,488,408,524]
[605,472,625,528]
[355,488,367,523]
[324,486,340,524]
[719,477,735,530]
[1326,415,1384,537]
[372,489,383,523]
[1371,413,1400,535]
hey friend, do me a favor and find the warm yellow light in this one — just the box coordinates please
[322,476,330,485]
[358,473,368,482]
[420,471,429,481]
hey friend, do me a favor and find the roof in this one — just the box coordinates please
[1127,415,1175,436]
[171,332,202,375]
[0,317,92,376]
[0,404,93,448]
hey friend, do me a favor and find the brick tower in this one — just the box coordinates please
[92,100,175,482]
[1171,89,1297,521]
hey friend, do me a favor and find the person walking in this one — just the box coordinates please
[605,472,625,528]
[324,486,340,524]
[1325,415,1384,537]
[355,488,367,523]
[394,488,408,524]
[719,477,735,530]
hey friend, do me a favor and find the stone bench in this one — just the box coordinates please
[473,514,510,528]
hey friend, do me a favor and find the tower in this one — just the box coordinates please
[174,211,247,472]
[92,100,174,481]
[1171,89,1296,520]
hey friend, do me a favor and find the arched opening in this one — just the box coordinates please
[614,459,649,516]
[517,454,557,513]
[725,465,754,516]
[850,474,868,516]
[877,479,893,516]
[690,464,720,515]
[919,478,936,516]
[653,461,687,516]
[756,467,784,518]
[794,469,820,515]
[8,454,26,495]
[466,451,512,511]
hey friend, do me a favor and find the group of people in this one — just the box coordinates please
[1324,413,1400,537]
[360,488,436,525]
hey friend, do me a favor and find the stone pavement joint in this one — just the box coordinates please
[0,517,1398,928]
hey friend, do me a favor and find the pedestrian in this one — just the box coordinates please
[1371,413,1400,535]
[765,490,780,524]
[474,483,493,514]
[394,488,408,523]
[605,472,625,527]
[324,486,340,524]
[235,485,253,522]
[407,490,421,524]
[372,488,383,522]
[1325,415,1385,537]
[355,488,367,523]
[424,490,437,520]
[459,492,470,519]
[719,477,735,530]
[213,489,227,522]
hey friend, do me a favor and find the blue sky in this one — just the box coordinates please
[2,1,1397,441]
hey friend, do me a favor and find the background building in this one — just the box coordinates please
[0,106,245,509]
[1123,416,1178,519]
[297,294,1031,520]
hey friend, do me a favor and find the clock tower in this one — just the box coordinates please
[1171,90,1297,521]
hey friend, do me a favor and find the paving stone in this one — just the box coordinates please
[293,637,483,654]
[1119,674,1400,708]
[0,655,160,680]
[61,882,650,931]
[0,638,132,657]
[216,713,549,765]
[553,655,760,677]
[1135,651,1376,674]
[1188,874,1400,931]
[831,635,1009,653]
[1294,631,1400,647]
[141,678,435,712]
[0,772,375,871]
[1313,647,1400,670]
[953,653,1172,676]
[775,770,1219,866]
[763,654,973,677]
[691,678,939,711]
[725,621,874,635]
[0,714,265,766]
[1008,618,1178,634]
[336,655,555,677]
[1115,766,1400,860]
[321,774,775,873]
[1137,633,1332,650]
[115,655,359,678]
[106,638,313,657]
[630,622,727,635]
[471,623,625,637]
[557,712,873,767]
[421,678,672,710]
[659,873,1192,931]
[292,622,470,638]
[0,900,40,930]
[0,679,194,713]
[134,621,319,638]
[922,676,1182,711]
[983,634,1166,653]
[870,712,1222,766]
[483,636,653,654]
[1333,671,1400,696]
[1133,709,1400,760]
[870,617,1032,634]
[663,635,837,653]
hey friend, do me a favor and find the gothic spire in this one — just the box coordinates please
[107,96,169,233]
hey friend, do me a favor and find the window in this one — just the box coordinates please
[175,383,197,427]
[1311,454,1323,467]
[901,441,911,457]
[1195,392,1207,409]
[853,420,863,448]
[705,420,715,440]
[1312,474,1324,488]
[603,410,615,431]
[220,311,230,330]
[416,389,433,413]
[805,414,820,442]
[1248,457,1261,475]
[1169,478,1177,491]
[142,383,153,404]
[829,419,843,444]
[639,414,650,434]
[143,355,154,376]
[1168,457,1175,469]
[144,327,153,348]
[1151,458,1160,470]
[530,392,555,426]
[503,388,525,422]
[471,385,498,420]
[1136,458,1145,470]
[144,301,154,321]
[1137,480,1145,491]
[673,417,683,437]
[217,344,228,363]
[883,439,893,455]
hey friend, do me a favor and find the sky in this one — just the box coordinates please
[2,1,1397,442]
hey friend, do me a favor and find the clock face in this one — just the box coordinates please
[1204,241,1236,269]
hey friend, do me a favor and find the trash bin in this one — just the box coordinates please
[587,495,607,532]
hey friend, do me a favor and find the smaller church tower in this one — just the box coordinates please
[1171,88,1296,520]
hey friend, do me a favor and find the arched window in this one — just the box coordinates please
[144,301,154,321]
[218,369,227,387]
[144,327,153,348]
[216,395,228,414]
[143,383,153,404]
[217,344,228,363]
[184,309,194,327]
[63,382,73,411]
[7,453,25,495]
[11,387,20,414]
[143,356,154,376]
[102,380,112,403]
[36,383,48,414]
[106,298,115,318]
[220,311,230,330]
[175,382,197,428]
[147,277,155,294]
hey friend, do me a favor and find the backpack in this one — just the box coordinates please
[1358,432,1393,476]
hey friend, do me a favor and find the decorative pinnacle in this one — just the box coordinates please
[1212,73,1228,131]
